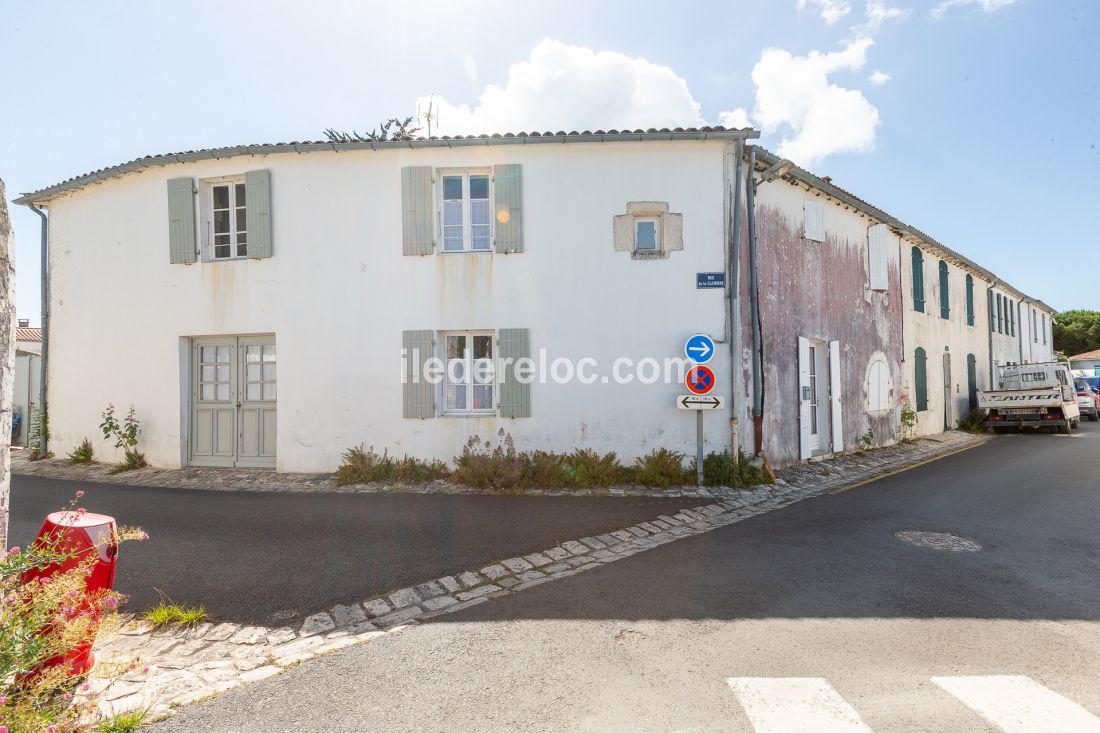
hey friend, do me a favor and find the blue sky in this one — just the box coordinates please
[2,0,1097,323]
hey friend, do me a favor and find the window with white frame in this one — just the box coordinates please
[210,179,247,259]
[440,170,491,252]
[634,218,660,253]
[444,332,495,413]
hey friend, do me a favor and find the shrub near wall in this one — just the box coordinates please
[334,432,772,491]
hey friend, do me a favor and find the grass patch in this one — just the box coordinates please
[108,448,148,474]
[145,602,207,628]
[334,445,450,486]
[336,434,773,493]
[956,410,987,433]
[68,437,95,464]
[98,707,150,733]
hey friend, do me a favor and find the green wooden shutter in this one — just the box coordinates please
[938,260,950,319]
[492,164,523,254]
[402,330,434,418]
[402,166,434,256]
[245,169,273,258]
[914,347,928,412]
[497,328,531,418]
[167,177,196,264]
[911,246,925,313]
[965,274,975,326]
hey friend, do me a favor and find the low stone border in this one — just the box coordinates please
[12,431,988,499]
[85,431,991,722]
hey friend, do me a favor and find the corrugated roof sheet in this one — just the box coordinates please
[12,127,758,206]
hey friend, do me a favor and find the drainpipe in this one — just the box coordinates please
[27,202,48,457]
[727,139,745,459]
[746,147,763,455]
[986,282,998,388]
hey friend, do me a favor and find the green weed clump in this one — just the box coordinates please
[98,706,151,732]
[956,410,987,433]
[68,437,95,464]
[336,434,776,492]
[145,602,207,628]
[334,446,450,486]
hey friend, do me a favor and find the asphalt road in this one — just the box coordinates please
[155,424,1100,732]
[8,476,695,625]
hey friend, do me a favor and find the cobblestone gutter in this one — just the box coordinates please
[70,431,990,722]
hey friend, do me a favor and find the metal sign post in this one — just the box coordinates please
[683,335,719,486]
[696,410,704,485]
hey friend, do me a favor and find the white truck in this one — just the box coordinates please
[979,362,1081,434]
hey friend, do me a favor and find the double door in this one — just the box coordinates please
[191,336,276,468]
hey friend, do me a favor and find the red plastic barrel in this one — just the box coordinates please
[22,511,118,676]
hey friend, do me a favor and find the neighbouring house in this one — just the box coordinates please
[1068,348,1100,377]
[13,319,43,447]
[14,127,1058,472]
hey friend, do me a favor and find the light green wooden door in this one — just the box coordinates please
[237,337,277,468]
[190,335,276,468]
[191,338,238,467]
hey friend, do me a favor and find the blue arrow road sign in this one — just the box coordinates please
[684,334,715,364]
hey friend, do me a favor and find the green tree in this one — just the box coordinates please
[1053,309,1100,356]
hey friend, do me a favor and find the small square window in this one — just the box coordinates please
[635,218,659,252]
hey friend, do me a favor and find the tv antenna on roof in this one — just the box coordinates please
[418,96,439,137]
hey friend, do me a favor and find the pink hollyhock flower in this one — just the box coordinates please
[75,490,84,498]
[6,547,19,556]
[102,596,119,610]
[81,683,91,691]
[143,665,150,674]
[48,725,58,732]
[1,724,9,733]
[76,507,87,515]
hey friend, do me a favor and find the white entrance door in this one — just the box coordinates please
[799,337,840,459]
[191,336,276,468]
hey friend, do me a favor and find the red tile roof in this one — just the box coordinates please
[1068,348,1100,361]
[16,327,41,342]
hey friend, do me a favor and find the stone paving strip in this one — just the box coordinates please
[81,431,991,722]
[11,429,988,499]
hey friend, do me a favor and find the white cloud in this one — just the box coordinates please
[869,70,892,85]
[932,0,1015,18]
[860,1,911,34]
[798,0,853,24]
[418,39,705,136]
[748,38,880,167]
[718,108,753,129]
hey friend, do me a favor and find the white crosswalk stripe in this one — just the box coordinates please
[727,677,874,733]
[932,675,1100,733]
[727,675,1100,733]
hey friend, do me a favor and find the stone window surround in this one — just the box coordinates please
[613,202,684,260]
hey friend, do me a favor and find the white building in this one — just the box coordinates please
[17,129,762,471]
[13,320,42,447]
[16,128,1059,472]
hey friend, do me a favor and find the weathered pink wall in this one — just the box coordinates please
[750,203,904,466]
